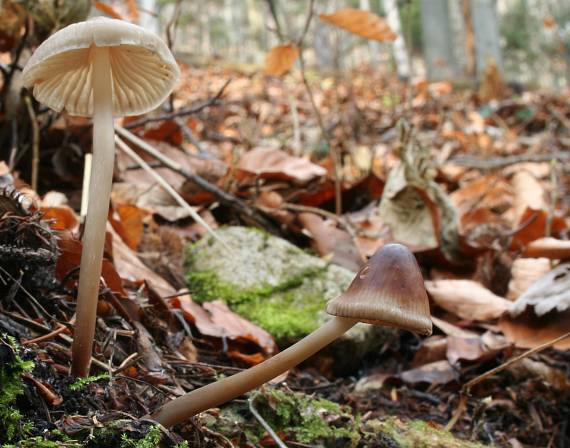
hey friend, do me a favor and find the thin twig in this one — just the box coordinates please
[115,136,231,251]
[449,152,570,170]
[446,330,570,431]
[123,79,231,129]
[115,126,281,234]
[249,394,288,448]
[24,94,40,192]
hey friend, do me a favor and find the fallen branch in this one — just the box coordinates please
[115,126,281,235]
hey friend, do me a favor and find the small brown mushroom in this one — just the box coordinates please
[149,243,432,428]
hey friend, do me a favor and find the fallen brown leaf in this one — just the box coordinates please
[426,280,511,321]
[236,147,326,184]
[264,44,299,77]
[320,9,396,42]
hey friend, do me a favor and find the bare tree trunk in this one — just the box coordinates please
[419,0,460,80]
[360,0,381,64]
[139,0,159,35]
[470,0,503,78]
[382,0,411,79]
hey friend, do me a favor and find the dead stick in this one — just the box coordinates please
[446,330,570,431]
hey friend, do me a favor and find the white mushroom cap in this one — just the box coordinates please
[22,17,180,117]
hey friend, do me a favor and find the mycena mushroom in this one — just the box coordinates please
[149,243,432,428]
[22,17,180,377]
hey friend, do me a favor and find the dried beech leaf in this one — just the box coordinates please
[509,263,570,317]
[236,147,326,184]
[507,257,551,300]
[499,308,570,350]
[426,280,511,321]
[93,2,124,20]
[320,9,396,42]
[41,206,78,231]
[400,360,458,386]
[264,44,299,77]
[298,212,362,272]
[510,208,567,250]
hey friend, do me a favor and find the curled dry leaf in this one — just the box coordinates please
[426,280,511,321]
[172,294,278,360]
[411,335,448,367]
[499,307,570,350]
[400,360,458,386]
[56,232,127,298]
[236,147,326,184]
[446,335,503,365]
[93,1,124,20]
[511,170,545,222]
[319,9,396,42]
[109,203,147,250]
[509,263,570,317]
[507,257,551,300]
[41,206,78,231]
[203,300,278,357]
[510,207,567,250]
[110,228,176,298]
[298,212,362,272]
[502,263,570,349]
[264,44,299,77]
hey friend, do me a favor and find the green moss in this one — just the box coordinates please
[363,417,490,448]
[187,267,327,340]
[233,290,324,339]
[250,388,360,446]
[120,425,161,448]
[69,373,110,392]
[0,335,35,443]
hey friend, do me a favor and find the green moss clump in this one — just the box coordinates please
[363,417,490,448]
[233,290,324,340]
[0,335,35,443]
[187,267,327,340]
[120,425,162,448]
[68,373,110,392]
[250,388,360,446]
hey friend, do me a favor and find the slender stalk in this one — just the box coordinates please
[149,317,357,428]
[71,47,114,377]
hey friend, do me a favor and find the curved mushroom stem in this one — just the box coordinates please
[71,46,114,377]
[149,316,357,428]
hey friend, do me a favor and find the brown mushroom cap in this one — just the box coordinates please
[326,243,432,335]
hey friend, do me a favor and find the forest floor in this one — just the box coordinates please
[1,63,570,448]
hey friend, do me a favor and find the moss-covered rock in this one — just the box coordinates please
[186,227,393,370]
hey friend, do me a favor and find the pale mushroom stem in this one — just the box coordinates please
[71,46,115,377]
[149,316,357,428]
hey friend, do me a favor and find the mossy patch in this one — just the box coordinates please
[363,417,490,448]
[207,387,360,446]
[185,226,354,341]
[253,388,360,446]
[0,335,35,443]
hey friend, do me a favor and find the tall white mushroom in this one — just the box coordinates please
[22,18,180,377]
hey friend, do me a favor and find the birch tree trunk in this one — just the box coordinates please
[360,0,381,65]
[382,0,411,79]
[470,0,503,78]
[419,0,460,80]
